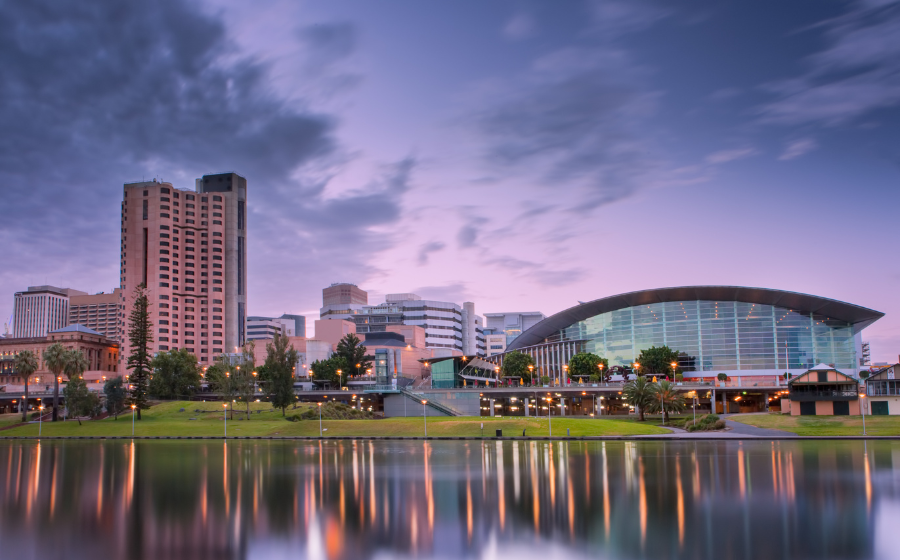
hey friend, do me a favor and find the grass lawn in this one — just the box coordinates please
[0,400,670,438]
[729,413,900,436]
[0,413,27,430]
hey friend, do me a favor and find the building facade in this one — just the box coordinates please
[68,289,121,341]
[484,311,546,344]
[866,364,900,415]
[349,293,485,355]
[502,286,883,382]
[483,330,507,357]
[13,285,86,338]
[246,314,305,341]
[320,283,368,320]
[119,174,247,371]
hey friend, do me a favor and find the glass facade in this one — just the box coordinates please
[431,360,457,389]
[551,300,857,372]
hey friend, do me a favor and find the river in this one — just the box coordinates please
[0,439,895,559]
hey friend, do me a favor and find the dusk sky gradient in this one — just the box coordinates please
[2,0,898,360]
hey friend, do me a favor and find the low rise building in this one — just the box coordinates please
[865,364,900,415]
[785,364,861,416]
[484,311,546,345]
[246,314,305,341]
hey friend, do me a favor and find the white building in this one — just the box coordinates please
[246,314,305,341]
[484,311,546,345]
[13,285,87,338]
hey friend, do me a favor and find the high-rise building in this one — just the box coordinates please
[68,289,121,341]
[246,314,306,341]
[484,312,546,344]
[119,174,247,371]
[320,283,368,320]
[13,285,86,338]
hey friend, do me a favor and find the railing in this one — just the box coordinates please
[789,390,858,401]
[400,388,461,416]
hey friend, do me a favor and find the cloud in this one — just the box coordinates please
[416,241,446,265]
[457,225,479,249]
[705,147,759,165]
[708,87,741,102]
[588,0,671,37]
[0,0,411,322]
[758,2,900,126]
[778,138,818,160]
[503,13,536,40]
[411,283,471,304]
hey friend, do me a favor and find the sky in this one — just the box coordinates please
[1,0,898,360]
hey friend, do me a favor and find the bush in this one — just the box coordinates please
[541,376,551,385]
[589,374,600,383]
[685,414,726,432]
[674,373,683,382]
[286,402,376,422]
[716,373,727,381]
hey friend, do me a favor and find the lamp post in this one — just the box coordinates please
[356,363,361,378]
[671,361,678,382]
[528,364,534,386]
[860,393,867,436]
[223,403,228,438]
[598,363,604,385]
[131,404,136,436]
[252,371,258,394]
[563,364,568,387]
[337,369,343,391]
[38,405,44,437]
[546,397,552,436]
[422,400,428,437]
[318,402,323,437]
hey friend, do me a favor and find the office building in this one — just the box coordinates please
[350,293,485,355]
[497,286,883,383]
[320,283,368,320]
[119,173,247,370]
[484,311,546,344]
[12,285,86,338]
[484,329,507,357]
[246,314,306,341]
[68,289,121,341]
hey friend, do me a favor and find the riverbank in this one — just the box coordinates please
[728,413,900,436]
[0,401,670,438]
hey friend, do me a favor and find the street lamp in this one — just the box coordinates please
[356,363,361,378]
[252,371,258,393]
[422,400,428,436]
[223,403,228,437]
[131,404,136,436]
[546,397,552,436]
[860,393,867,436]
[598,363,605,384]
[318,402,323,436]
[38,405,44,437]
[528,364,534,386]
[337,369,343,391]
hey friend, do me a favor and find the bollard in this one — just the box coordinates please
[496,429,502,437]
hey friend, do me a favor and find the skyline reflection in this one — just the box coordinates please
[0,439,895,559]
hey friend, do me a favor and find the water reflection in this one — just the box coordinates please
[0,439,897,559]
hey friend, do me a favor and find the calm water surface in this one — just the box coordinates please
[0,439,896,559]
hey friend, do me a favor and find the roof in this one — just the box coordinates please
[865,364,899,381]
[789,367,858,385]
[507,286,884,351]
[51,324,103,336]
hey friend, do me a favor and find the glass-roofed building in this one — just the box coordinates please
[500,286,883,383]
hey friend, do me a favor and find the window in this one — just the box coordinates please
[161,188,170,194]
[213,196,222,202]
[213,220,222,225]
[142,200,148,220]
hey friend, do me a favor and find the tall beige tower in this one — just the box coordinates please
[118,174,247,372]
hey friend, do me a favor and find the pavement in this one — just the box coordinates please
[644,413,797,438]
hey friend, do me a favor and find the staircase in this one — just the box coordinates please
[400,388,461,416]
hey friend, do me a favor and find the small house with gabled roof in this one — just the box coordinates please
[864,364,900,415]
[786,364,860,416]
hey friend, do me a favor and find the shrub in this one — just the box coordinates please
[674,373,683,382]
[285,402,376,422]
[716,373,727,381]
[685,413,726,432]
[541,376,551,385]
[589,374,600,383]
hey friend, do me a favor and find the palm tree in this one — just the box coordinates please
[649,380,685,423]
[43,343,68,422]
[623,376,656,421]
[63,350,89,421]
[14,351,38,422]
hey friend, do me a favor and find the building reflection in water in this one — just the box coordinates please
[0,438,893,559]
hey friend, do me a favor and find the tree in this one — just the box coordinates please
[636,345,681,377]
[206,360,239,419]
[310,356,349,387]
[14,350,38,422]
[232,343,257,420]
[334,334,372,377]
[717,373,728,382]
[126,284,153,419]
[500,351,535,383]
[63,372,99,426]
[567,352,608,381]
[262,334,299,416]
[42,343,68,422]
[104,377,127,419]
[149,348,202,399]
[648,380,685,423]
[62,349,89,421]
[623,376,656,422]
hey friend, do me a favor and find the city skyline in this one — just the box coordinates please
[2,0,898,361]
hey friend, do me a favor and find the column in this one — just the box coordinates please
[561,398,566,416]
[490,399,495,417]
[524,398,529,417]
[722,391,727,415]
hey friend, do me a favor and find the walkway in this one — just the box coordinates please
[641,413,796,438]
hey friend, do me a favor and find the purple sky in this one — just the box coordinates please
[1,0,899,360]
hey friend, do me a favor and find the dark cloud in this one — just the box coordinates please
[758,1,900,126]
[457,224,479,248]
[473,46,663,212]
[416,241,446,265]
[0,0,407,322]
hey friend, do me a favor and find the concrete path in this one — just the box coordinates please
[635,414,796,438]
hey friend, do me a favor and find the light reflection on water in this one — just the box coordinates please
[0,439,897,559]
